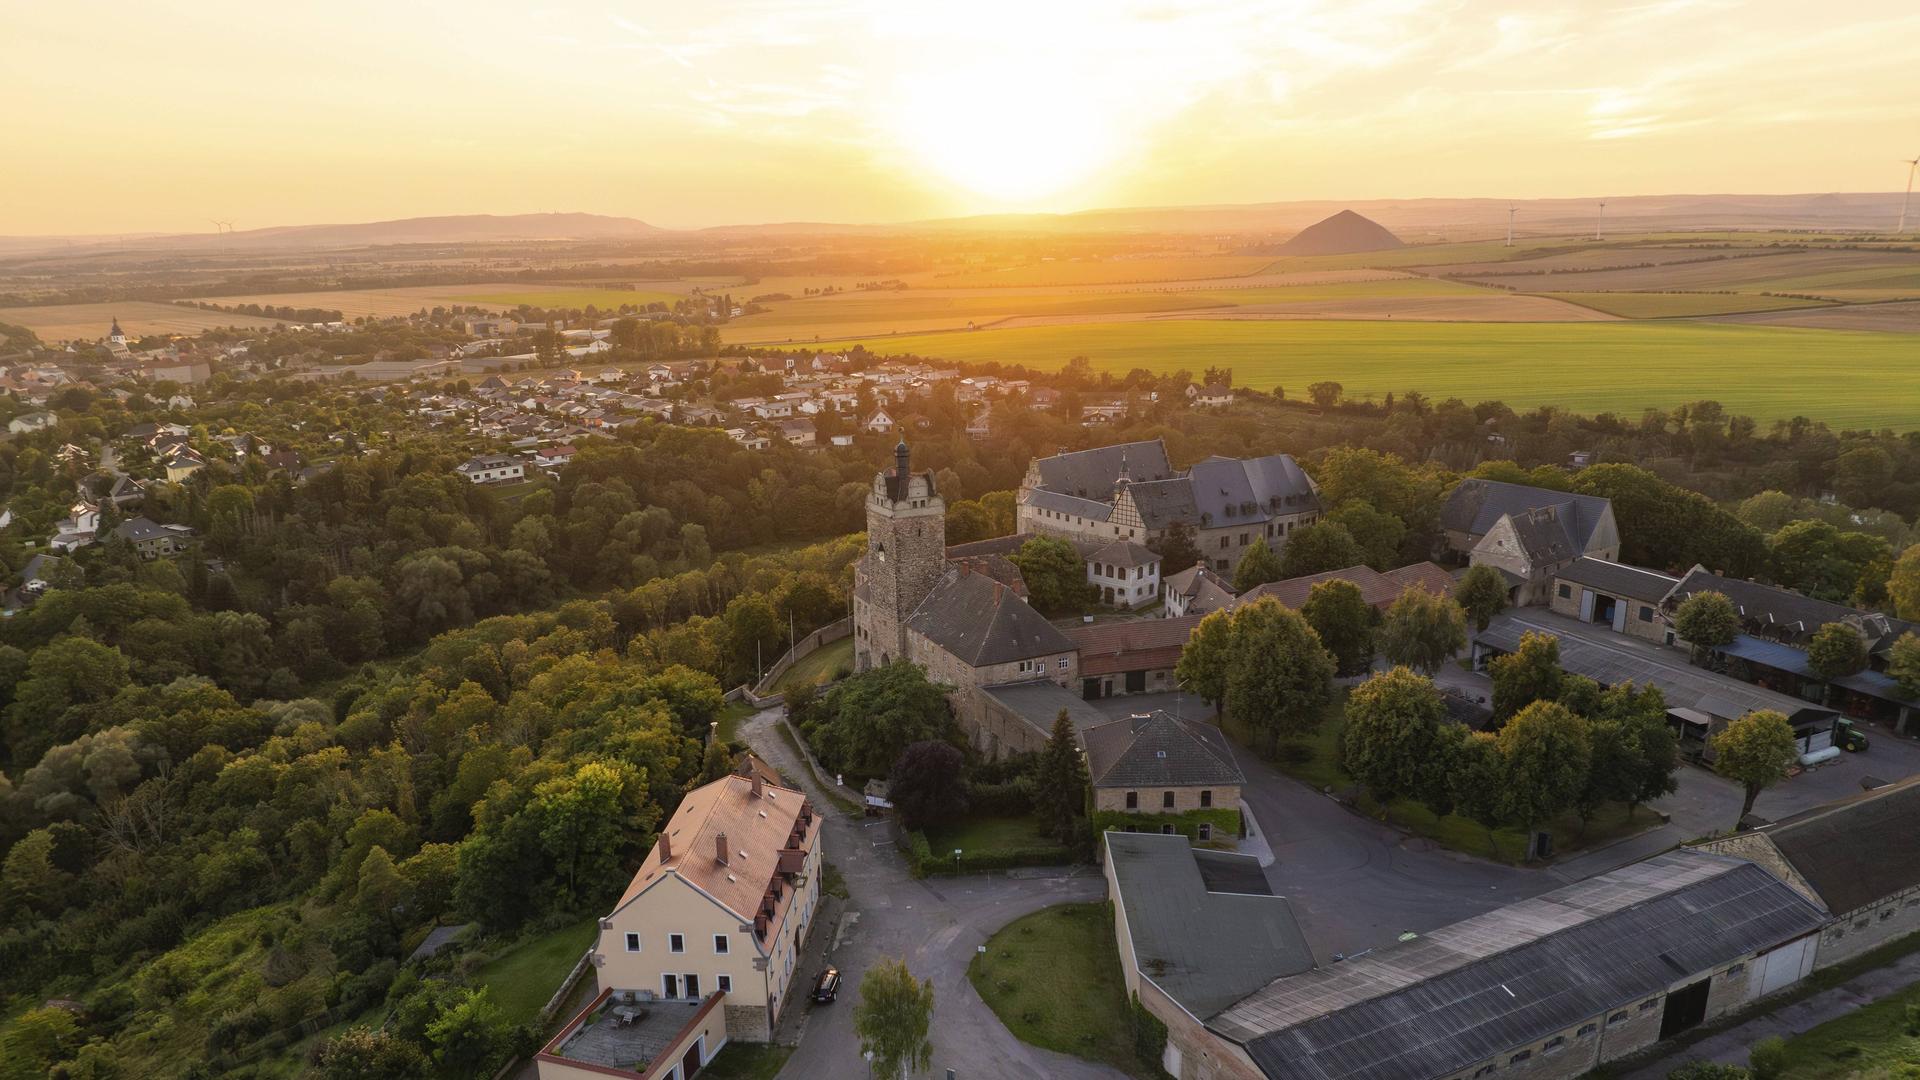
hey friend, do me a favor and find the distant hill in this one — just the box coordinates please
[1262,209,1404,256]
[5,213,667,256]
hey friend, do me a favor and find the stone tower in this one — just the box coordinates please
[854,441,945,670]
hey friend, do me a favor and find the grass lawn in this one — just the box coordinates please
[716,700,756,743]
[697,1042,795,1079]
[1227,696,1654,865]
[924,815,1054,856]
[1772,978,1920,1078]
[967,902,1157,1079]
[808,318,1920,430]
[475,917,600,1027]
[774,637,854,693]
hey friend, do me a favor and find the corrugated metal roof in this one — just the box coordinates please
[1219,851,1827,1080]
[1555,557,1679,603]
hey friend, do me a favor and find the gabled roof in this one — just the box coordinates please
[1740,775,1920,913]
[1082,710,1245,789]
[1106,832,1314,1019]
[906,566,1075,666]
[1089,540,1160,569]
[1442,479,1611,550]
[1497,504,1580,565]
[1221,850,1827,1080]
[1065,615,1203,677]
[1666,565,1915,648]
[1238,563,1453,612]
[1165,562,1237,607]
[1124,477,1198,529]
[1188,454,1319,526]
[1554,557,1679,603]
[1031,439,1173,499]
[614,773,812,924]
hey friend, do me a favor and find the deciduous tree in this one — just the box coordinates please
[1341,668,1446,805]
[1223,598,1336,754]
[1496,701,1591,856]
[1233,537,1285,592]
[1376,588,1468,676]
[1174,608,1234,718]
[1279,521,1365,578]
[1301,579,1375,676]
[855,958,935,1080]
[888,740,970,831]
[1807,622,1867,678]
[1490,630,1563,721]
[1673,590,1740,659]
[1011,536,1097,615]
[1712,710,1799,826]
[1455,564,1510,632]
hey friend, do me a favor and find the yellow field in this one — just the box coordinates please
[917,254,1273,287]
[452,287,687,309]
[0,300,283,341]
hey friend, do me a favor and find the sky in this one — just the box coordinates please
[6,0,1920,235]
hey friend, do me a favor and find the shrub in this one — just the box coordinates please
[1747,1036,1785,1080]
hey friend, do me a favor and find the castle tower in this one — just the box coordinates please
[853,441,945,671]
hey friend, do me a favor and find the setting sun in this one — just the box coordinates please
[888,64,1125,203]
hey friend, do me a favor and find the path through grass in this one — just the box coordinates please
[967,902,1158,1079]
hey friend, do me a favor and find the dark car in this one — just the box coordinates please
[811,967,841,1003]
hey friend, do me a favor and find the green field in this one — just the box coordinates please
[475,917,598,1026]
[815,319,1920,429]
[1544,292,1836,318]
[772,636,854,692]
[455,287,685,309]
[967,902,1157,1079]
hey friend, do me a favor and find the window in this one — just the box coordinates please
[1058,657,1069,670]
[1200,790,1213,808]
[714,934,730,955]
[1474,1068,1496,1078]
[1162,791,1175,809]
[1198,823,1212,841]
[1639,998,1660,1012]
[624,932,641,953]
[1639,605,1655,622]
[1577,1024,1597,1038]
[663,974,679,998]
[684,974,700,997]
[1126,791,1139,810]
[1240,533,1250,546]
[1608,1012,1628,1025]
[1509,1051,1531,1064]
[1544,1036,1565,1053]
[1557,583,1572,599]
[669,933,685,954]
[717,975,732,993]
[1219,537,1230,550]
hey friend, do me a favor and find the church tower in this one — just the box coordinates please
[853,441,946,671]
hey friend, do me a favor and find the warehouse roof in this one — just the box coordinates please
[1746,775,1920,914]
[1218,851,1827,1080]
[1554,557,1679,603]
[1107,832,1314,1018]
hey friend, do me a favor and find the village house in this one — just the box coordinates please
[9,410,58,435]
[862,408,896,435]
[1162,561,1238,618]
[164,448,206,483]
[49,501,100,552]
[1440,479,1619,604]
[455,453,526,484]
[574,770,822,1050]
[777,418,816,447]
[1084,711,1245,833]
[1087,539,1161,609]
[114,516,195,559]
[1190,382,1235,408]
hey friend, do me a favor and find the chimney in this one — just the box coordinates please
[659,832,673,862]
[750,773,764,799]
[715,832,729,866]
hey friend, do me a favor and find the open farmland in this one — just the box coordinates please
[1460,248,1920,299]
[193,281,697,320]
[451,286,687,309]
[810,319,1920,429]
[1541,292,1834,318]
[918,254,1273,287]
[1711,299,1920,333]
[0,300,283,340]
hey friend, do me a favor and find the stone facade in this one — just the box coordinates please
[911,629,1078,756]
[1093,784,1241,816]
[1549,580,1671,644]
[852,444,946,672]
[1193,513,1317,576]
[1700,831,1920,969]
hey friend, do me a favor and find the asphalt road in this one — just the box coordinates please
[739,709,1122,1080]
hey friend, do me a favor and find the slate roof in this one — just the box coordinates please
[1119,476,1194,529]
[1219,851,1828,1080]
[1032,439,1173,499]
[1082,710,1245,789]
[1442,479,1612,549]
[114,516,187,543]
[1106,832,1315,1018]
[980,680,1111,741]
[1748,775,1920,914]
[1065,615,1203,677]
[1166,562,1238,611]
[1188,455,1319,527]
[1026,487,1113,522]
[1500,504,1580,565]
[906,566,1076,666]
[1555,557,1679,602]
[1090,540,1160,570]
[1665,566,1915,649]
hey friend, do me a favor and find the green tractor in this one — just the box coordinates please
[1835,718,1870,752]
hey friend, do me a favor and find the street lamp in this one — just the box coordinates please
[864,1049,874,1079]
[953,848,962,872]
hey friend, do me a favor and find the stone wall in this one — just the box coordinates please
[1094,784,1241,815]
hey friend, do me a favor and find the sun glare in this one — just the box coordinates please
[890,65,1124,204]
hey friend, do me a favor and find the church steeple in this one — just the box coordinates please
[107,317,127,344]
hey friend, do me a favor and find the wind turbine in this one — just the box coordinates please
[1506,204,1517,247]
[1593,201,1607,241]
[1900,156,1919,233]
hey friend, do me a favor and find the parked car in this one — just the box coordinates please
[811,967,841,1003]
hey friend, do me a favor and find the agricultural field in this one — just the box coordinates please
[1712,299,1920,333]
[1459,249,1920,300]
[195,282,697,321]
[722,290,1233,344]
[916,253,1271,287]
[810,318,1920,429]
[451,286,688,309]
[1542,292,1835,318]
[0,300,282,340]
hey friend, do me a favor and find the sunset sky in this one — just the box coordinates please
[8,0,1919,235]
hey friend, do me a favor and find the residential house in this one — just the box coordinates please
[9,410,57,435]
[455,454,526,484]
[862,409,896,435]
[777,418,816,447]
[582,772,822,1050]
[1087,540,1161,609]
[1163,562,1238,618]
[1084,711,1245,832]
[1191,382,1235,408]
[726,429,771,451]
[163,449,207,483]
[114,516,195,559]
[49,501,100,552]
[1440,479,1619,604]
[533,444,578,470]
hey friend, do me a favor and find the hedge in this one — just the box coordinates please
[901,828,1073,877]
[1091,807,1242,849]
